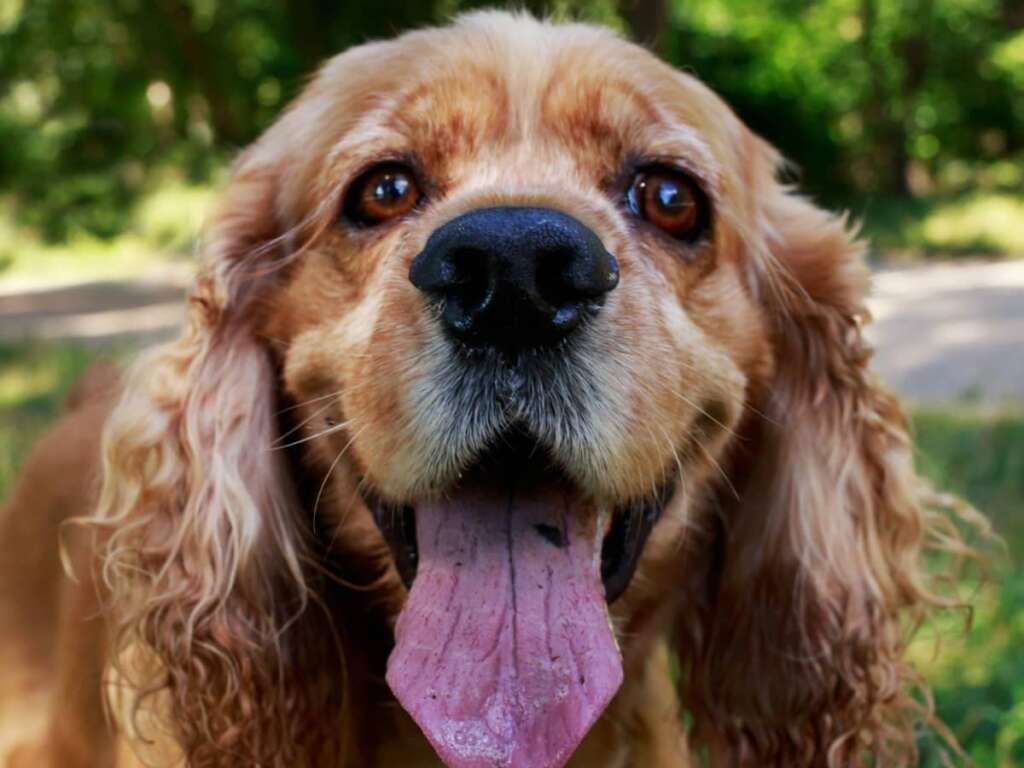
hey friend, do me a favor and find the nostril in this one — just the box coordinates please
[534,246,579,313]
[448,247,493,314]
[534,244,618,334]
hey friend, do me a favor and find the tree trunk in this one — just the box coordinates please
[289,0,339,71]
[859,0,911,195]
[155,0,247,147]
[1001,0,1024,30]
[619,0,667,54]
[519,0,549,19]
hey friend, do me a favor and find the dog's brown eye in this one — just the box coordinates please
[344,163,421,225]
[627,168,707,241]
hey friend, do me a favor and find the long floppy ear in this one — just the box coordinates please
[677,137,984,766]
[93,151,344,765]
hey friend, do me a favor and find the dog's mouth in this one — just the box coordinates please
[362,430,674,768]
[365,434,672,605]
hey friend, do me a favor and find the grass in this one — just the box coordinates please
[0,339,1021,765]
[916,571,1024,768]
[0,341,117,495]
[913,405,1024,540]
[0,181,214,287]
[856,190,1024,263]
[909,404,1024,767]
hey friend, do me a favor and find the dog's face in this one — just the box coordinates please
[100,12,960,768]
[250,17,775,766]
[267,18,765,546]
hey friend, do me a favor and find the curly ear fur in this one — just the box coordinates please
[677,138,987,766]
[92,157,345,766]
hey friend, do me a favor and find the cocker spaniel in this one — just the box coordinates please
[0,11,985,768]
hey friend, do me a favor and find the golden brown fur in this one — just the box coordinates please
[0,12,986,768]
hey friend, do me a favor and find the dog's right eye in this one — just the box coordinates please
[626,166,709,243]
[343,163,422,226]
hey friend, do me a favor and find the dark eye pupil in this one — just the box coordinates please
[373,174,409,205]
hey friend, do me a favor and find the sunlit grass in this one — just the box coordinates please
[0,341,117,496]
[913,573,1024,767]
[921,194,1024,256]
[858,191,1024,261]
[133,182,216,253]
[0,356,70,407]
[912,403,1024,537]
[0,182,214,286]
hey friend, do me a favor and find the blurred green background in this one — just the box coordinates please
[0,0,1022,765]
[0,0,1022,279]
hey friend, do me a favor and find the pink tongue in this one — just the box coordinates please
[386,485,623,768]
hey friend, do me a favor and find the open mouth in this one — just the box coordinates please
[363,431,674,604]
[362,430,674,768]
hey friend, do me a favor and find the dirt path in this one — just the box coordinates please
[865,261,1024,402]
[2,261,1022,401]
[0,268,189,346]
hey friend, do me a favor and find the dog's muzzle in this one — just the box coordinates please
[387,207,638,768]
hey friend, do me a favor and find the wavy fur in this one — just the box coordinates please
[92,167,347,766]
[676,151,989,766]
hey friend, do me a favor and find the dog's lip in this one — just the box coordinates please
[600,479,676,602]
[365,497,419,587]
[360,440,674,603]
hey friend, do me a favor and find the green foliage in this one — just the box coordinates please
[0,0,1020,247]
[132,180,216,252]
[665,0,1022,202]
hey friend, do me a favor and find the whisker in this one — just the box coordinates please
[654,422,687,486]
[273,419,355,451]
[313,425,369,529]
[662,384,739,441]
[323,466,391,557]
[639,424,668,502]
[694,433,740,501]
[272,396,345,446]
[647,354,776,428]
[275,389,346,416]
[302,550,395,593]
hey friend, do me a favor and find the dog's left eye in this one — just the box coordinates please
[344,163,422,225]
[627,167,708,241]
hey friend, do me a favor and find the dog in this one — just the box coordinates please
[0,11,985,768]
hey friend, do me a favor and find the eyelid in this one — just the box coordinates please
[341,153,425,198]
[629,157,712,201]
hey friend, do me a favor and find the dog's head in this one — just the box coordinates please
[98,12,972,768]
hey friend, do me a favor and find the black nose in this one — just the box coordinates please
[409,207,619,348]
